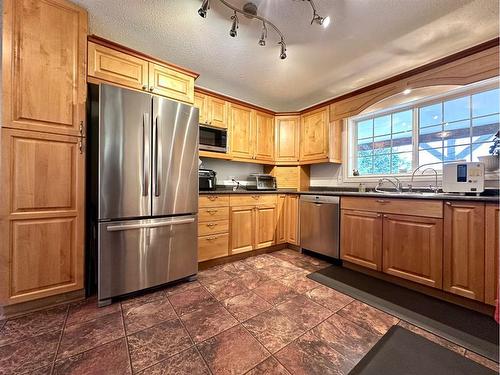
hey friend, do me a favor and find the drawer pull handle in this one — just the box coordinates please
[207,236,217,240]
[207,223,218,228]
[207,210,218,214]
[208,196,218,201]
[252,195,260,199]
[376,199,389,204]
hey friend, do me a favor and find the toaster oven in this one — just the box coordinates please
[246,174,277,191]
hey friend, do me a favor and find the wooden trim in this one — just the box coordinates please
[195,86,275,115]
[88,35,199,79]
[304,37,500,113]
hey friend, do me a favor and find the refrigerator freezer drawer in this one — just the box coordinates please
[98,215,198,302]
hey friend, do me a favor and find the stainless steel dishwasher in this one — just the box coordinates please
[300,195,340,258]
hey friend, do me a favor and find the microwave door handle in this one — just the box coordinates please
[142,113,149,196]
[154,116,160,197]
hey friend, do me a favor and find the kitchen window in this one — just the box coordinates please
[347,79,500,178]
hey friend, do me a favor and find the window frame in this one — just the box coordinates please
[344,78,499,183]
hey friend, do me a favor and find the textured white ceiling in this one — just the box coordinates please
[74,0,499,111]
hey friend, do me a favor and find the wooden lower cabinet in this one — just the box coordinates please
[230,206,255,254]
[198,233,229,262]
[341,209,382,271]
[198,195,229,262]
[0,129,85,305]
[383,214,443,289]
[485,204,499,305]
[443,201,485,301]
[255,205,277,249]
[276,195,287,244]
[285,195,299,245]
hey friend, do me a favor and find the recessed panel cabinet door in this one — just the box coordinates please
[3,0,87,136]
[340,209,382,271]
[0,129,84,305]
[485,204,499,305]
[255,205,276,249]
[275,116,300,162]
[276,195,287,244]
[149,63,195,104]
[383,214,443,288]
[254,111,275,162]
[300,107,329,162]
[194,92,208,124]
[230,206,254,254]
[230,104,254,160]
[208,96,228,128]
[285,195,300,245]
[444,202,485,301]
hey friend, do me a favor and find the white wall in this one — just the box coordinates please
[200,158,263,185]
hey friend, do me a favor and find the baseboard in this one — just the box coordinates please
[0,289,85,319]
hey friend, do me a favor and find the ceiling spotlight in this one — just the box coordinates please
[258,22,267,46]
[229,11,239,37]
[322,15,331,28]
[279,38,287,60]
[198,0,210,18]
[306,0,330,27]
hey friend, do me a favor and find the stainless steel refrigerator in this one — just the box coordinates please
[87,84,199,306]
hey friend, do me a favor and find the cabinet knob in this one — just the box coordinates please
[142,85,147,90]
[149,87,154,92]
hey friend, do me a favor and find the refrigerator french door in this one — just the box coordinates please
[96,84,199,306]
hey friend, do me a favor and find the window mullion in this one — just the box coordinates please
[413,108,419,171]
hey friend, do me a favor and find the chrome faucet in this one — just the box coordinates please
[409,162,441,193]
[375,177,403,193]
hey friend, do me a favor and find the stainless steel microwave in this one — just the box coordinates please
[199,124,227,153]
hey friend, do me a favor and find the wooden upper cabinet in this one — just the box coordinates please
[3,0,87,136]
[149,63,195,104]
[0,129,84,305]
[230,104,254,160]
[88,42,149,91]
[194,92,208,124]
[443,201,485,301]
[208,96,228,128]
[341,209,382,270]
[383,214,443,289]
[275,116,300,163]
[254,111,275,162]
[485,204,499,306]
[255,205,277,249]
[300,107,329,163]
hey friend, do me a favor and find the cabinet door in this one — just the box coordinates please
[0,129,84,305]
[88,41,149,92]
[300,107,329,162]
[230,206,254,254]
[255,205,276,249]
[254,111,275,162]
[444,202,485,301]
[485,204,499,305]
[3,0,87,136]
[230,104,254,160]
[276,195,287,244]
[208,96,228,128]
[285,195,300,245]
[275,116,300,162]
[148,63,195,104]
[340,210,382,271]
[383,214,443,288]
[194,92,208,124]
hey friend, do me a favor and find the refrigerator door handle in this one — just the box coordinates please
[106,217,195,232]
[154,116,161,197]
[142,113,150,196]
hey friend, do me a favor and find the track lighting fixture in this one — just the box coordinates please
[197,0,330,59]
[258,22,267,46]
[198,0,209,18]
[229,11,238,37]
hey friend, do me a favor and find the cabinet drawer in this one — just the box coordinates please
[198,233,229,262]
[341,197,443,218]
[199,195,230,208]
[198,220,229,236]
[199,207,229,222]
[230,194,277,207]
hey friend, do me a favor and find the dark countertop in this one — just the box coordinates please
[199,187,499,203]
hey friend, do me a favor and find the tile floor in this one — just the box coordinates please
[0,249,497,375]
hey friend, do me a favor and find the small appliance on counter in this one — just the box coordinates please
[246,174,277,191]
[442,162,485,193]
[199,169,217,191]
[199,124,227,153]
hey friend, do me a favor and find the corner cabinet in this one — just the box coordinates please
[0,129,85,305]
[300,107,329,163]
[254,111,275,162]
[275,116,300,163]
[3,0,87,137]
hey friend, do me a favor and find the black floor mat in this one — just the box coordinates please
[349,326,497,375]
[308,265,499,362]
